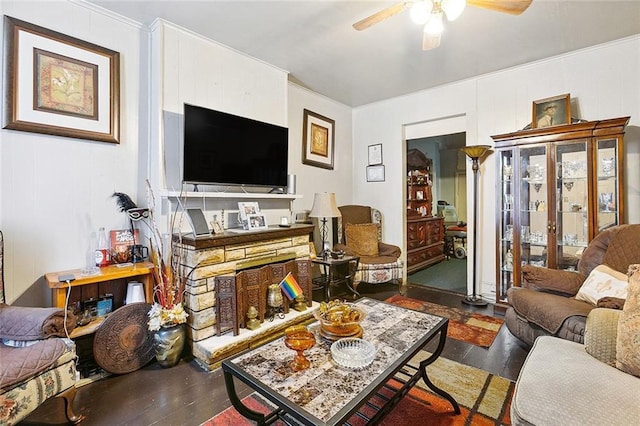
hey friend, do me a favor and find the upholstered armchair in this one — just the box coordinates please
[0,231,83,425]
[333,205,403,289]
[506,224,640,347]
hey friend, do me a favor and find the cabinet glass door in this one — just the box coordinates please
[555,141,588,271]
[498,150,515,299]
[519,145,548,269]
[596,138,620,231]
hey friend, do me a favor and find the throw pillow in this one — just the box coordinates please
[616,265,640,377]
[345,223,379,256]
[575,264,628,305]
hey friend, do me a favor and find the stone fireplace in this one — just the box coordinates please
[173,224,317,369]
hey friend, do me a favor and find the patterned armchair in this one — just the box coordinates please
[334,205,403,289]
[0,231,83,425]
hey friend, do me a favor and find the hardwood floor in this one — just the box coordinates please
[23,283,530,426]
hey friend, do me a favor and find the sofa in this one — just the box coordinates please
[0,230,83,425]
[506,224,640,346]
[511,266,640,425]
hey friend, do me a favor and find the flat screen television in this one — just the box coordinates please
[183,103,289,188]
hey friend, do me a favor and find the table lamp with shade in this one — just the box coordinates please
[460,145,492,306]
[309,193,341,259]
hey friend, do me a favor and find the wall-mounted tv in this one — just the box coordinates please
[183,103,289,189]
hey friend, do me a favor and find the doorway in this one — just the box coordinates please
[406,132,468,294]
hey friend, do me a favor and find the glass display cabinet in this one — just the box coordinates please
[491,116,629,308]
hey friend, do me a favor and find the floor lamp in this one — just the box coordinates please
[460,145,492,306]
[309,193,341,259]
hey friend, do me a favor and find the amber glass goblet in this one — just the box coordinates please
[284,326,316,371]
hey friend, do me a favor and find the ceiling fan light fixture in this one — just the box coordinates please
[424,11,444,35]
[410,1,433,25]
[441,0,466,21]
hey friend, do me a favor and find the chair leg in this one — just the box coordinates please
[57,386,85,424]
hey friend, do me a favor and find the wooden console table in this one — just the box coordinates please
[45,262,154,338]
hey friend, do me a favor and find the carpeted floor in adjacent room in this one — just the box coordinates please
[408,258,467,294]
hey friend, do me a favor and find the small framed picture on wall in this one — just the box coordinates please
[366,165,385,182]
[368,143,383,165]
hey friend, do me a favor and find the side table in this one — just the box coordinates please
[311,255,360,301]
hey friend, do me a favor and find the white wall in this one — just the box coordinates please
[287,83,353,213]
[148,22,353,236]
[0,0,146,305]
[353,36,640,299]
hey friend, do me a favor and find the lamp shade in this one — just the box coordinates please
[309,193,341,218]
[461,145,492,159]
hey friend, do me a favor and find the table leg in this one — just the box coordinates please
[344,259,361,300]
[223,370,282,424]
[418,322,461,414]
[323,264,330,302]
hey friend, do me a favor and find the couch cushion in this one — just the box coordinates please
[511,336,640,426]
[584,308,620,366]
[0,338,67,389]
[345,223,379,256]
[575,264,628,305]
[508,287,593,334]
[616,266,640,377]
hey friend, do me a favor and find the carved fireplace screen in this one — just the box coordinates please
[214,259,313,336]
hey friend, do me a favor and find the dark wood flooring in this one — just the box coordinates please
[24,282,530,426]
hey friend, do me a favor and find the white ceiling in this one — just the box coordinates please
[88,0,640,107]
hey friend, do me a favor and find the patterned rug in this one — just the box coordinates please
[202,353,514,425]
[384,294,504,348]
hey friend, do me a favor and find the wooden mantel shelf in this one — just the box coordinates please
[173,224,315,250]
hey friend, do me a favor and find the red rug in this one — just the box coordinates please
[384,294,504,348]
[202,354,514,425]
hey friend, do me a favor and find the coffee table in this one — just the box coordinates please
[222,297,460,425]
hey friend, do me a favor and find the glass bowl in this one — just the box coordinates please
[331,338,376,369]
[313,301,366,338]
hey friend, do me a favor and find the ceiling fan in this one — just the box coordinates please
[353,0,532,50]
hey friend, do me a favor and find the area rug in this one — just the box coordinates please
[202,353,514,425]
[384,294,504,348]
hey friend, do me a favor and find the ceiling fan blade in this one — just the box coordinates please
[422,31,441,50]
[353,1,411,31]
[466,0,532,15]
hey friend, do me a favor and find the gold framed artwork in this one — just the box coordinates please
[302,109,335,170]
[2,16,120,143]
[532,94,570,129]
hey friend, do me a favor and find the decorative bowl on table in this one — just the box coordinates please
[331,338,376,369]
[313,300,366,341]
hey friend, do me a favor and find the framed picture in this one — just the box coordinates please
[368,143,383,165]
[302,109,335,170]
[210,220,224,234]
[247,213,268,230]
[366,165,385,182]
[210,213,224,234]
[532,94,570,129]
[238,202,260,230]
[2,16,120,143]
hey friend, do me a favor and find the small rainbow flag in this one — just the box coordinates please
[280,272,303,300]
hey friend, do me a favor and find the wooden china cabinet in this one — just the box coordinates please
[406,149,445,274]
[492,116,629,308]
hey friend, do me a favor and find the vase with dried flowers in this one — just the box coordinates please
[144,181,191,368]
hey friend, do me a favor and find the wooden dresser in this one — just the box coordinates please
[406,215,445,274]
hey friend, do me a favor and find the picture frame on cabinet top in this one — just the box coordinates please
[532,94,570,129]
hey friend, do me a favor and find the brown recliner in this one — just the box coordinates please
[505,224,640,347]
